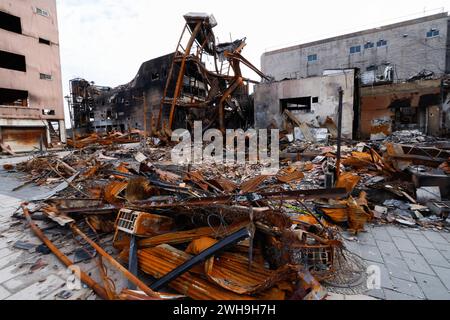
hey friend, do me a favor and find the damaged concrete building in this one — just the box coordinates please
[0,0,66,153]
[255,12,450,140]
[71,13,264,136]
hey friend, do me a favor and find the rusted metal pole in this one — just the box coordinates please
[70,224,162,299]
[168,22,202,130]
[157,24,188,130]
[143,93,148,139]
[21,206,109,300]
[336,87,344,180]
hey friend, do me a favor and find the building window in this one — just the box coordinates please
[0,50,26,72]
[42,109,55,116]
[426,29,439,38]
[151,72,160,81]
[312,97,319,103]
[35,7,50,17]
[40,73,52,80]
[364,42,375,49]
[0,11,22,34]
[281,97,312,113]
[377,40,388,47]
[0,88,28,106]
[39,38,51,45]
[350,46,361,54]
[307,54,318,62]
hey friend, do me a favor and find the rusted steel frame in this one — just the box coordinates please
[70,224,162,299]
[21,206,109,300]
[335,87,344,180]
[150,227,251,291]
[130,188,347,209]
[224,52,269,80]
[157,24,188,130]
[168,22,203,130]
[219,77,244,132]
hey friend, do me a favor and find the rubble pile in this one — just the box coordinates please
[3,124,448,300]
[4,140,347,300]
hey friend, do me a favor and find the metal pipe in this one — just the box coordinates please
[21,206,109,300]
[336,87,344,180]
[70,224,162,299]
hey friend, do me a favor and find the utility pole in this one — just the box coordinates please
[336,87,344,181]
[143,93,148,139]
[65,95,76,150]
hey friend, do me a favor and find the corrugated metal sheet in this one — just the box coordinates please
[138,222,249,248]
[205,252,295,295]
[138,245,256,300]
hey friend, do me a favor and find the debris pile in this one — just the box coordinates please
[10,141,363,301]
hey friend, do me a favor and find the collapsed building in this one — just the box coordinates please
[70,13,266,136]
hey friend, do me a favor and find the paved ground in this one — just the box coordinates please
[0,166,449,300]
[345,224,450,300]
[0,169,126,300]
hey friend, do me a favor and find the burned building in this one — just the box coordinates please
[262,12,450,83]
[255,69,359,140]
[361,78,450,139]
[0,0,66,153]
[255,12,450,140]
[70,54,174,135]
[71,13,264,136]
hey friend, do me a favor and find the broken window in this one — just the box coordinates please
[350,45,361,54]
[0,88,28,106]
[0,11,22,34]
[394,107,419,128]
[377,40,387,47]
[39,38,51,45]
[307,54,317,62]
[152,72,160,81]
[0,50,26,72]
[364,42,375,49]
[40,73,52,80]
[35,7,49,17]
[281,97,312,112]
[426,29,439,38]
[42,109,56,116]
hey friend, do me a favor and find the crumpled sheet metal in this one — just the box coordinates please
[277,168,305,183]
[240,175,270,193]
[138,245,256,300]
[336,172,361,193]
[211,178,238,193]
[184,237,296,295]
[204,252,296,295]
[138,222,249,248]
[104,180,128,204]
[29,173,80,202]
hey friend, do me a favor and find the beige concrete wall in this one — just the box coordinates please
[0,0,64,121]
[254,70,355,139]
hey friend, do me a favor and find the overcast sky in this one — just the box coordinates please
[56,0,449,125]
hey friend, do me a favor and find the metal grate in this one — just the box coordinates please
[117,209,139,235]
